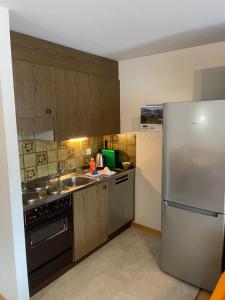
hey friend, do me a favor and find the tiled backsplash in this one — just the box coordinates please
[18,132,136,182]
[103,134,136,165]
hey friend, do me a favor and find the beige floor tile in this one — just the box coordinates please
[32,227,199,300]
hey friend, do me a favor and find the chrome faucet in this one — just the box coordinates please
[57,161,65,177]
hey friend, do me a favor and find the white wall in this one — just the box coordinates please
[0,7,29,300]
[119,41,225,230]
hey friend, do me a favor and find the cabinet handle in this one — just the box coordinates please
[45,108,52,115]
[103,185,107,190]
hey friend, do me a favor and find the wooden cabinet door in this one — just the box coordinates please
[54,67,77,140]
[34,64,56,119]
[13,60,36,119]
[89,75,105,136]
[102,78,120,135]
[13,60,56,131]
[89,75,120,136]
[75,72,91,137]
[73,182,108,261]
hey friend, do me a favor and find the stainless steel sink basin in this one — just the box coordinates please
[61,176,95,187]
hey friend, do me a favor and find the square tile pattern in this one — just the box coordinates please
[32,228,201,300]
[19,133,136,181]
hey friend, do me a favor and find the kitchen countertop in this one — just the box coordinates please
[23,168,135,211]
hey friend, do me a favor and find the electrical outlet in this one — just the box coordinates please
[86,148,91,155]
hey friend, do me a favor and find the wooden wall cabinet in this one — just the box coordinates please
[13,60,56,132]
[11,32,120,138]
[73,182,108,261]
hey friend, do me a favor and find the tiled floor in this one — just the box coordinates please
[32,227,208,300]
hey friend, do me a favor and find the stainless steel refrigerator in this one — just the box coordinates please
[161,100,225,291]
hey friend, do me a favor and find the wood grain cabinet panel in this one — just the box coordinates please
[54,68,77,141]
[75,72,91,137]
[13,60,36,119]
[73,182,108,261]
[11,31,118,79]
[89,75,106,137]
[12,33,120,137]
[13,60,56,132]
[89,75,120,137]
[34,64,56,119]
[102,78,120,135]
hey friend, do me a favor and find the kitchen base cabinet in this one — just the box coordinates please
[73,182,108,261]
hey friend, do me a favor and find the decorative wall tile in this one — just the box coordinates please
[105,133,136,166]
[48,162,58,175]
[25,167,37,181]
[19,155,24,169]
[112,134,119,144]
[83,144,92,156]
[58,148,67,161]
[18,132,136,181]
[76,147,83,158]
[76,157,84,169]
[35,140,47,152]
[126,144,136,157]
[118,144,126,152]
[24,154,36,168]
[65,159,76,171]
[119,134,126,144]
[47,142,57,151]
[20,169,25,182]
[103,135,113,144]
[23,140,35,154]
[67,148,75,159]
[91,143,98,155]
[36,151,48,165]
[37,164,48,177]
[126,134,136,145]
[58,141,66,148]
[47,150,57,163]
[18,142,23,155]
[84,156,91,166]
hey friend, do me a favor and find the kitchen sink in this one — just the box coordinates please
[61,176,95,187]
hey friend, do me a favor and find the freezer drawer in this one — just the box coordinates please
[161,201,224,291]
[108,171,135,235]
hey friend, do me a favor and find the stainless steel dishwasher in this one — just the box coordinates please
[108,170,135,236]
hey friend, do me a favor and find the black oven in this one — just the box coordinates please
[24,194,73,295]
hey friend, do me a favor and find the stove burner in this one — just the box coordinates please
[23,192,40,205]
[25,198,39,204]
[34,186,44,193]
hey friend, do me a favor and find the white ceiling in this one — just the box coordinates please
[1,0,225,60]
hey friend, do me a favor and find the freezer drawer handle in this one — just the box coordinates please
[165,200,219,217]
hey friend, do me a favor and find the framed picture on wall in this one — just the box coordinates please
[140,104,163,130]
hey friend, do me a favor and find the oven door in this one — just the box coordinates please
[25,210,73,272]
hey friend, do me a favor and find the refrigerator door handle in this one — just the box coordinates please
[164,200,219,218]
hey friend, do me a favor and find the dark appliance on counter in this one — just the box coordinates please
[24,194,73,296]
